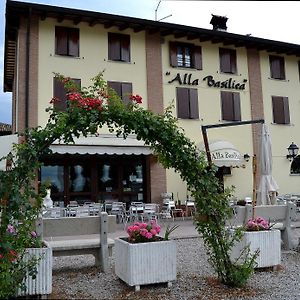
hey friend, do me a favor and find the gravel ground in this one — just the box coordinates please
[49,237,300,300]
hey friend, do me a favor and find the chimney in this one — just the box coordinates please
[210,14,228,31]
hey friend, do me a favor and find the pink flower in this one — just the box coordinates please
[150,229,157,236]
[145,232,153,239]
[246,216,270,231]
[31,231,37,238]
[7,224,16,234]
[126,221,161,243]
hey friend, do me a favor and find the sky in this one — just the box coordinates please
[1,0,300,124]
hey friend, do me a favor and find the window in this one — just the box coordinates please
[269,55,285,80]
[53,77,81,111]
[298,61,300,81]
[107,81,132,104]
[55,26,79,57]
[108,32,130,62]
[272,96,290,124]
[219,48,237,74]
[221,91,241,121]
[176,87,199,119]
[169,42,202,69]
[40,156,147,206]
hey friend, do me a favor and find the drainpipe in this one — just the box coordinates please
[25,7,32,129]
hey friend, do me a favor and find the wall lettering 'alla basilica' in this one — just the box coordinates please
[166,72,248,90]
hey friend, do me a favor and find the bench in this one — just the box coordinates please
[228,202,297,250]
[38,212,116,272]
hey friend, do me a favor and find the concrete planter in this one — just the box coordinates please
[18,243,52,296]
[230,229,281,268]
[115,237,176,291]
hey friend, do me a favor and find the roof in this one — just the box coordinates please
[4,0,300,91]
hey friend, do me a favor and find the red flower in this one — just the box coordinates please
[67,92,82,102]
[8,250,17,262]
[50,97,60,104]
[129,94,142,104]
[135,94,142,103]
[62,77,71,84]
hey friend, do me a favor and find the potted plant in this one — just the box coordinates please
[0,215,52,298]
[0,143,53,298]
[115,221,178,292]
[230,216,281,268]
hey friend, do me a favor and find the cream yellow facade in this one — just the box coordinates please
[38,18,149,127]
[260,52,300,194]
[4,1,300,206]
[161,37,254,200]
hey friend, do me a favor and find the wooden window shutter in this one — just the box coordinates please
[221,91,234,121]
[72,79,81,91]
[272,96,281,123]
[270,56,285,79]
[220,48,236,73]
[272,96,289,124]
[230,49,237,74]
[53,78,81,111]
[176,88,189,119]
[121,34,130,62]
[55,26,68,55]
[220,48,230,73]
[53,78,67,111]
[193,46,202,70]
[279,57,286,80]
[233,92,241,121]
[189,88,199,119]
[108,33,121,61]
[169,42,178,67]
[270,56,277,78]
[283,97,290,124]
[107,81,122,97]
[68,28,79,57]
[121,83,133,105]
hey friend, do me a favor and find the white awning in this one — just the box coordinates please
[49,134,152,156]
[200,140,244,167]
[0,134,18,171]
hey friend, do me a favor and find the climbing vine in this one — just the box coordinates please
[0,73,255,296]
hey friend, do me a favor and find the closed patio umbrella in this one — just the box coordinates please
[256,124,279,205]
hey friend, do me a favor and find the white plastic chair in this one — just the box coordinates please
[143,203,159,221]
[128,202,145,223]
[110,202,127,223]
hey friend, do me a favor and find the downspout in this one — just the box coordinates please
[25,7,32,129]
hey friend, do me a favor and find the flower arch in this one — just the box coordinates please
[0,74,255,294]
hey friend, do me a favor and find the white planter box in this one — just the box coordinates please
[115,237,176,291]
[18,244,52,296]
[230,229,281,268]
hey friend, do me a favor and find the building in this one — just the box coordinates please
[4,1,300,208]
[0,122,12,136]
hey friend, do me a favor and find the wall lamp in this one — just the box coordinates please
[243,153,250,162]
[286,142,299,162]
